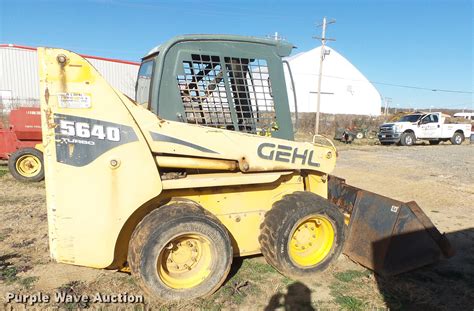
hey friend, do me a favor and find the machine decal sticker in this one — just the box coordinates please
[54,114,138,167]
[149,132,218,154]
[257,142,320,167]
[57,93,92,109]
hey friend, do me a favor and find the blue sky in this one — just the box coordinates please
[1,0,472,110]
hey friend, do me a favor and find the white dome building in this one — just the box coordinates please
[285,46,381,115]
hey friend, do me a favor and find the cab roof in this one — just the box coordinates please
[143,34,294,59]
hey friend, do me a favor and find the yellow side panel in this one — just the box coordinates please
[304,173,328,199]
[39,48,162,268]
[164,174,305,256]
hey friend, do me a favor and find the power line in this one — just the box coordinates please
[316,73,473,94]
[369,81,473,94]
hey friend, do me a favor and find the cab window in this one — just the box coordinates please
[422,114,438,124]
[136,59,154,109]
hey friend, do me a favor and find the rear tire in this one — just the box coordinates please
[450,132,464,145]
[8,148,44,182]
[400,132,415,146]
[128,201,232,302]
[259,192,345,279]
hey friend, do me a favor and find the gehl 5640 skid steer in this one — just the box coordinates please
[38,35,453,301]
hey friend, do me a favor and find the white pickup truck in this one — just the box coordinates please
[378,112,472,146]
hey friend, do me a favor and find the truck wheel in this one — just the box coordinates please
[128,201,232,302]
[8,148,44,182]
[429,140,440,145]
[356,132,364,139]
[259,192,345,278]
[400,132,415,146]
[450,132,464,145]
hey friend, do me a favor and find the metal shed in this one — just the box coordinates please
[0,44,139,111]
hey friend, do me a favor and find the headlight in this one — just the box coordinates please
[394,125,403,132]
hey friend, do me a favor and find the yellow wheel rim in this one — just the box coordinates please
[157,234,213,289]
[15,154,41,178]
[288,215,335,267]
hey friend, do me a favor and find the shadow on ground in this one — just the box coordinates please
[374,228,474,310]
[265,281,314,311]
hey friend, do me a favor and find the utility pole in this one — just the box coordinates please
[313,17,335,135]
[384,97,392,116]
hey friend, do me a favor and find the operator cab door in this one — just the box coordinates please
[418,113,441,138]
[147,39,294,140]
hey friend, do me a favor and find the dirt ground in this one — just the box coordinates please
[1,142,473,310]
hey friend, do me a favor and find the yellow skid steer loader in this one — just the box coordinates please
[38,35,453,301]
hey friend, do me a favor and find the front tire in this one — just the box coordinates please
[450,132,464,145]
[259,192,345,278]
[128,201,232,302]
[8,148,44,182]
[400,132,415,146]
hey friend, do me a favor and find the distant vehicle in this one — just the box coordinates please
[378,112,472,146]
[453,112,474,121]
[334,127,376,144]
[0,107,44,181]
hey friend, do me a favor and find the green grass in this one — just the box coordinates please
[241,259,277,275]
[1,266,19,284]
[0,166,8,177]
[334,269,371,283]
[335,295,367,311]
[281,276,294,286]
[19,276,39,289]
[330,270,373,310]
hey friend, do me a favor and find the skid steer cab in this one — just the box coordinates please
[38,35,453,302]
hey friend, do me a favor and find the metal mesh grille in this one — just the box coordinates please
[177,54,233,128]
[177,54,276,134]
[225,57,275,133]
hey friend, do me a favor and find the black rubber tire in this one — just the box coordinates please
[259,192,345,279]
[450,132,464,145]
[429,140,440,145]
[400,132,415,146]
[128,201,232,302]
[7,148,44,182]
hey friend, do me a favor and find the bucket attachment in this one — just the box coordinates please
[328,175,455,276]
